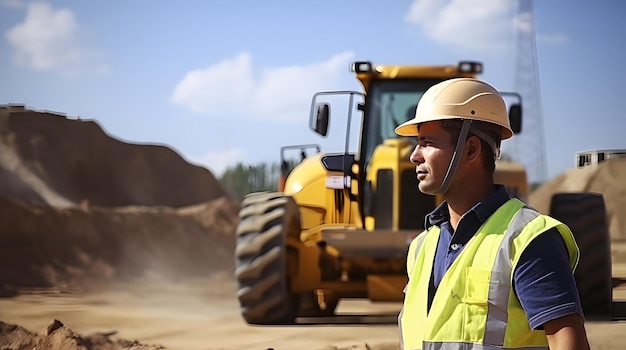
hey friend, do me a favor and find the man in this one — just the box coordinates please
[395,78,589,349]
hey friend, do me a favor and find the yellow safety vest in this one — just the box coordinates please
[399,198,579,350]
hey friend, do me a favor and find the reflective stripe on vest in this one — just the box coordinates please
[484,206,540,346]
[422,342,548,350]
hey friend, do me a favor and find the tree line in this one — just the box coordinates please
[218,162,281,199]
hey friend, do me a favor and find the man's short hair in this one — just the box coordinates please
[439,119,502,172]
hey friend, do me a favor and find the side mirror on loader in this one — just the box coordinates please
[314,103,330,137]
[509,103,522,134]
[500,91,523,135]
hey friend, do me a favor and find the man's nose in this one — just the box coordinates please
[410,145,423,165]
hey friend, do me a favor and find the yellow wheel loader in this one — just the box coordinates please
[234,61,613,324]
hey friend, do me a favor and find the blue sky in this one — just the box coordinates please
[1,0,624,183]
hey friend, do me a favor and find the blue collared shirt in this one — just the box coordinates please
[424,185,584,329]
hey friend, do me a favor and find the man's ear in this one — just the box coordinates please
[465,135,482,163]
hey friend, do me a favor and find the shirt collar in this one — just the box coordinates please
[424,185,511,228]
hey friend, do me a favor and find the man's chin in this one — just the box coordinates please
[418,183,438,196]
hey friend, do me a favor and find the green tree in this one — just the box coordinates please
[219,161,280,199]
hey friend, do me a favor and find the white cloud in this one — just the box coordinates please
[404,0,516,52]
[186,148,246,177]
[170,53,255,115]
[5,2,108,76]
[170,51,355,121]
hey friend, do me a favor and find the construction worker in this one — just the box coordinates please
[395,78,589,349]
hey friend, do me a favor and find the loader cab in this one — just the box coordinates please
[359,78,441,171]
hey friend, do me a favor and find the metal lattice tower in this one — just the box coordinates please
[509,0,547,184]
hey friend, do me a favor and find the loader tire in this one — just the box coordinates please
[550,192,612,320]
[234,192,300,325]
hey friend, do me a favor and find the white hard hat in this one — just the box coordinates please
[395,78,513,139]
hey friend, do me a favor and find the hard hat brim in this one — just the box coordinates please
[395,115,514,139]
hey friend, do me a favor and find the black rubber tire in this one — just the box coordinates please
[235,192,300,325]
[550,192,612,320]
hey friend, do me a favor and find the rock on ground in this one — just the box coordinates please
[0,319,165,350]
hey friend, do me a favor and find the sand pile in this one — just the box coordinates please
[0,105,240,294]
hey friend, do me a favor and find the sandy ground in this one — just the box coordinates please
[2,269,626,350]
[0,273,402,350]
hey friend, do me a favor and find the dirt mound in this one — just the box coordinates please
[0,106,226,207]
[0,105,241,295]
[529,158,626,241]
[0,319,165,350]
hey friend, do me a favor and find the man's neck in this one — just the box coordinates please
[445,182,497,230]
